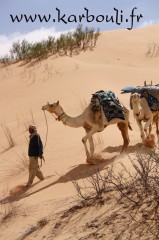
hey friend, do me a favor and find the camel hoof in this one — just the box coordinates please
[120,148,125,154]
[86,157,96,165]
[86,154,105,164]
[144,134,156,148]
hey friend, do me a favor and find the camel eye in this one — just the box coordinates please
[49,104,53,107]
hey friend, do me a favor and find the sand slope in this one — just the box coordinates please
[0,24,159,239]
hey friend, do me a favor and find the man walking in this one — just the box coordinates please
[26,125,45,187]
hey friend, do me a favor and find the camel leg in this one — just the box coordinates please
[84,127,95,156]
[156,124,159,142]
[117,122,130,153]
[150,115,159,142]
[153,114,159,142]
[89,136,94,155]
[144,117,153,138]
[149,119,159,142]
[82,126,98,158]
[136,119,145,143]
[155,116,159,142]
[149,124,152,135]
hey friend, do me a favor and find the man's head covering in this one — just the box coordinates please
[29,125,37,131]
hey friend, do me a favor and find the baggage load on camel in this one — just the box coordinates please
[91,90,125,122]
[121,84,159,95]
[121,83,159,111]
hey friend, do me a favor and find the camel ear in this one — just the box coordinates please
[57,101,59,105]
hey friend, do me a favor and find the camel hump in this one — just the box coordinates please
[91,90,126,122]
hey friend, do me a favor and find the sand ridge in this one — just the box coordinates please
[0,24,159,239]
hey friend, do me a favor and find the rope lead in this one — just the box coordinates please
[43,110,56,149]
[43,110,49,149]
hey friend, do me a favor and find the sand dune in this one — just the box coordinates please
[0,24,159,239]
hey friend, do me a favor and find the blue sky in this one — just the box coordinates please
[0,0,159,55]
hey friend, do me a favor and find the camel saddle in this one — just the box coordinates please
[121,84,159,111]
[91,90,125,122]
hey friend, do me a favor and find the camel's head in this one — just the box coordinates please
[130,92,141,108]
[42,101,63,116]
[131,92,140,101]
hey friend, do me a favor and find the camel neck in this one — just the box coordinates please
[132,102,140,114]
[59,111,86,128]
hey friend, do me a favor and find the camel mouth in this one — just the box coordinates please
[42,106,46,110]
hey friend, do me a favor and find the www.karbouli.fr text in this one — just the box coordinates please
[10,7,143,30]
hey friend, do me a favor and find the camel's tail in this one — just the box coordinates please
[128,122,132,131]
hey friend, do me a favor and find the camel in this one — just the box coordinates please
[130,92,159,144]
[42,100,132,163]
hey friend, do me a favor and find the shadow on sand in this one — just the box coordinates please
[0,143,147,203]
[103,142,150,155]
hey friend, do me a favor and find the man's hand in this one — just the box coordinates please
[39,155,45,162]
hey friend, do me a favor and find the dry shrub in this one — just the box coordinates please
[72,165,112,200]
[21,109,36,131]
[0,188,20,224]
[146,42,159,58]
[113,151,159,238]
[1,122,15,148]
[72,149,159,238]
[0,202,19,223]
[18,225,37,240]
[37,217,48,228]
[18,218,48,240]
[3,152,28,180]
